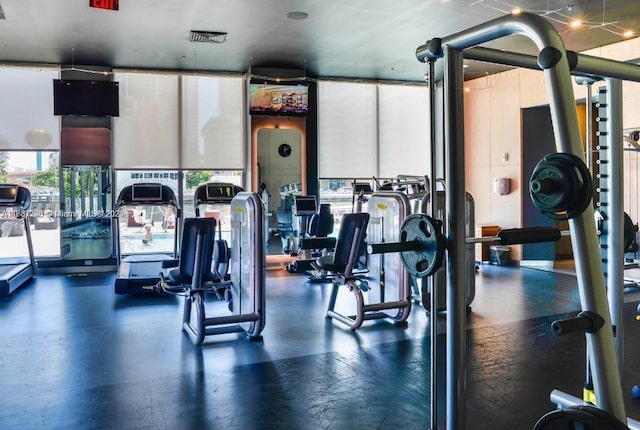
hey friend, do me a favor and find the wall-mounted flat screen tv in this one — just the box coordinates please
[249,83,308,116]
[53,79,119,117]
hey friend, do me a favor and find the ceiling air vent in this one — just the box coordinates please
[189,31,227,44]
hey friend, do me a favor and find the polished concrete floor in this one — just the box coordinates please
[2,264,640,429]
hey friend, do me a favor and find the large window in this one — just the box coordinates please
[114,170,179,255]
[0,66,61,258]
[317,81,430,226]
[111,71,246,254]
[1,151,61,258]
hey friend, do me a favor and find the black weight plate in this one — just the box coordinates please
[529,152,593,220]
[399,214,445,278]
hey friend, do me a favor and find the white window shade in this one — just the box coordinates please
[0,67,60,151]
[318,81,377,178]
[181,76,244,169]
[378,84,430,177]
[112,72,180,169]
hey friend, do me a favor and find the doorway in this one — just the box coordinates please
[256,128,303,232]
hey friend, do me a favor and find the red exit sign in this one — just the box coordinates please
[90,0,119,10]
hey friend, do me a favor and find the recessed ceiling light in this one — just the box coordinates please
[624,30,635,38]
[570,20,582,28]
[511,7,522,15]
[286,11,309,20]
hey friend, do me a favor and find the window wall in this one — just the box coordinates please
[112,72,246,254]
[0,66,61,258]
[317,81,430,226]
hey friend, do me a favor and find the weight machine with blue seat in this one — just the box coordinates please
[154,192,265,345]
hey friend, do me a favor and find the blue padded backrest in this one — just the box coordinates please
[179,218,216,280]
[332,212,369,273]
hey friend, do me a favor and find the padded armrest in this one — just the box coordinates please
[161,259,179,269]
[300,237,337,250]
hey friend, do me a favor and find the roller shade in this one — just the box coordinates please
[378,84,430,177]
[318,81,377,178]
[0,67,60,151]
[181,75,244,169]
[112,72,180,169]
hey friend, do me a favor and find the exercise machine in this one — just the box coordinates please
[0,185,36,296]
[287,197,337,274]
[326,192,413,330]
[291,203,337,278]
[419,184,476,312]
[274,181,301,254]
[415,11,640,429]
[154,192,265,345]
[114,183,181,294]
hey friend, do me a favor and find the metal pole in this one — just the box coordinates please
[428,58,439,430]
[443,45,466,430]
[606,78,625,374]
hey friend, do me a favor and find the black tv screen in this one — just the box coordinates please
[53,79,119,117]
[249,83,308,116]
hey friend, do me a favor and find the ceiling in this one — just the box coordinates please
[0,0,639,82]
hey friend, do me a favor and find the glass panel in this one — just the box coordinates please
[60,166,113,260]
[183,170,243,243]
[1,151,61,258]
[0,207,31,259]
[114,170,179,255]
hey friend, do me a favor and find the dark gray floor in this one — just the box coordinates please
[2,264,640,429]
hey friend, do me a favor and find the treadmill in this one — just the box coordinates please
[0,185,36,296]
[114,183,181,294]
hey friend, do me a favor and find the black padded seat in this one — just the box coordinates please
[316,213,369,274]
[165,217,217,287]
